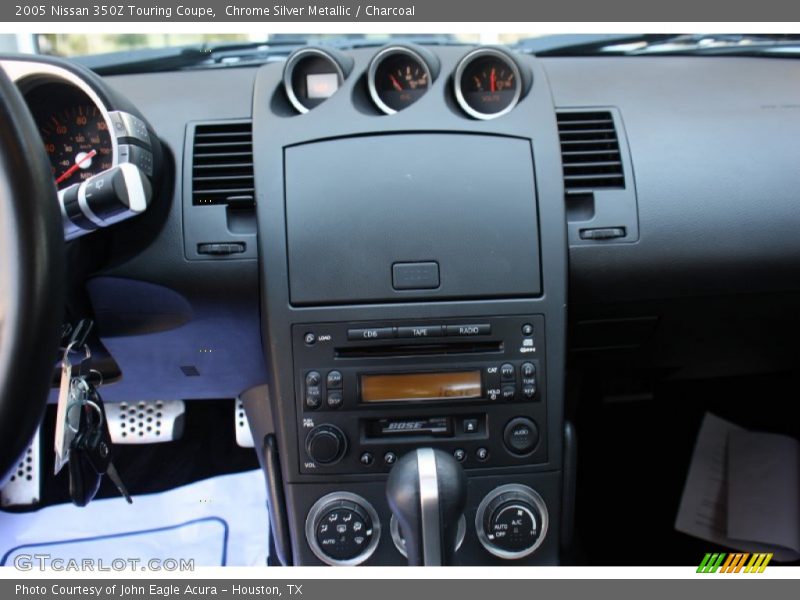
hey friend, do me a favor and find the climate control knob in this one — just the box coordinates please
[305,492,381,565]
[305,424,347,465]
[475,484,548,559]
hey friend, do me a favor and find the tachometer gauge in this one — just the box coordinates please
[368,47,433,114]
[454,48,523,120]
[40,104,113,189]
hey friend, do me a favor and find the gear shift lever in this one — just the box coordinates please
[386,448,468,565]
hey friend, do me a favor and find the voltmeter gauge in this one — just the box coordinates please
[454,48,524,120]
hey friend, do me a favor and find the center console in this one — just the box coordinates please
[250,45,568,565]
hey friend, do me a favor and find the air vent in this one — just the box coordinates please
[557,111,625,191]
[191,121,254,206]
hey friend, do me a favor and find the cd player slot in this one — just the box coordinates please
[335,341,503,359]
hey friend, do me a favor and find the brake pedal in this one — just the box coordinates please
[235,399,254,448]
[106,400,185,444]
[1,429,40,508]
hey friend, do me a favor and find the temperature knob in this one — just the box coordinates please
[475,484,548,559]
[305,492,381,565]
[305,424,347,465]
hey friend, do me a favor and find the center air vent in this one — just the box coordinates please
[191,121,254,206]
[556,110,625,191]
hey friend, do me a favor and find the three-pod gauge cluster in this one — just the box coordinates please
[282,44,532,120]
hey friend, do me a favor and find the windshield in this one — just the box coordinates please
[34,33,496,57]
[1,33,797,71]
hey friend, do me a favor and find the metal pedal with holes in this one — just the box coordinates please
[106,400,186,444]
[1,429,40,508]
[235,398,254,448]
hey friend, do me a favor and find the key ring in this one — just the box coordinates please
[63,340,91,367]
[89,369,104,388]
[66,393,104,434]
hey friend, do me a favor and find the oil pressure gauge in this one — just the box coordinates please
[368,46,435,114]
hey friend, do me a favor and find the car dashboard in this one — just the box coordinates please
[1,42,800,566]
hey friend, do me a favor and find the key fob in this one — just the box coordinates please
[68,430,102,507]
[67,389,133,506]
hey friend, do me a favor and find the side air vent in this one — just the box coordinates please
[556,111,625,191]
[191,121,254,206]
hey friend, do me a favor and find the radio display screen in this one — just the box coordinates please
[360,371,482,403]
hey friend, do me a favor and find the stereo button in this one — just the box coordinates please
[327,391,343,409]
[326,370,343,388]
[521,362,536,378]
[397,325,443,338]
[504,417,539,455]
[347,327,394,341]
[501,385,516,401]
[501,363,515,380]
[305,386,322,409]
[445,324,491,337]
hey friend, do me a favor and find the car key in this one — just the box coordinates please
[68,424,103,507]
[85,386,133,504]
[68,387,133,505]
[68,398,103,506]
[74,418,133,504]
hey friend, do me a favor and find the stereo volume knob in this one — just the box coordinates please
[305,424,347,465]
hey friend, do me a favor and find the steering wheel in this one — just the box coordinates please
[0,68,65,481]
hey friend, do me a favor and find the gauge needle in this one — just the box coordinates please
[55,149,97,185]
[389,74,404,92]
[490,68,497,93]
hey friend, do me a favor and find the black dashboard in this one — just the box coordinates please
[2,43,800,566]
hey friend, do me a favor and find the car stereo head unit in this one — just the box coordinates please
[291,315,548,475]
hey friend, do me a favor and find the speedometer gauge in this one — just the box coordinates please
[368,47,433,114]
[40,104,113,189]
[22,81,115,190]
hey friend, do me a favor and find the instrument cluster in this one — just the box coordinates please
[282,44,530,120]
[0,57,160,240]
